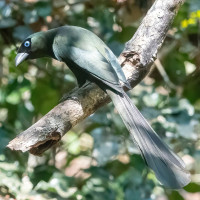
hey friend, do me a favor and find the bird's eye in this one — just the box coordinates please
[24,41,30,47]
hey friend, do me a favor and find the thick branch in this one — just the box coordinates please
[7,0,184,155]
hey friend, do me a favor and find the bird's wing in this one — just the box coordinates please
[94,47,130,88]
[62,46,122,89]
[103,48,130,89]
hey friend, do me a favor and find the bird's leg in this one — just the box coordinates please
[59,80,91,103]
[59,86,79,102]
[80,80,91,88]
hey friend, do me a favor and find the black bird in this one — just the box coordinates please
[15,26,190,189]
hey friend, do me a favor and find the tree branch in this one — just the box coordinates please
[7,0,185,155]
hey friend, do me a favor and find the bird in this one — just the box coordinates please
[15,25,190,189]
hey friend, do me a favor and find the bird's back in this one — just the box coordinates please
[53,26,108,55]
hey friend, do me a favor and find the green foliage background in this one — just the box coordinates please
[0,0,200,199]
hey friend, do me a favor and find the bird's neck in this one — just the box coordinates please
[44,30,57,60]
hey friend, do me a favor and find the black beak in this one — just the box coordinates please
[15,52,29,67]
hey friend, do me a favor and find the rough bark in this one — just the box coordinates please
[7,0,185,155]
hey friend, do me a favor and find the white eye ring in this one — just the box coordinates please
[24,41,30,47]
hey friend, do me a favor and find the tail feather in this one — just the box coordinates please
[107,89,190,189]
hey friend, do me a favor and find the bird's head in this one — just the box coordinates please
[15,32,50,66]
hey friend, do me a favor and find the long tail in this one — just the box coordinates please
[106,89,190,189]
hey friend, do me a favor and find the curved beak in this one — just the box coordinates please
[15,52,29,67]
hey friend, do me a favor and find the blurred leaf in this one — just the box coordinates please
[0,89,7,104]
[35,180,58,193]
[118,167,143,186]
[17,103,34,129]
[85,166,111,179]
[0,128,10,153]
[65,131,81,155]
[1,5,12,18]
[35,1,52,17]
[164,51,188,84]
[23,10,39,24]
[143,92,161,107]
[168,191,184,200]
[0,1,5,9]
[184,182,200,193]
[82,175,116,200]
[125,188,143,200]
[35,172,74,198]
[89,110,110,126]
[6,90,21,105]
[111,26,137,43]
[31,79,59,115]
[29,165,58,187]
[13,26,33,41]
[0,18,16,29]
[92,128,121,165]
[130,154,146,173]
[0,172,21,196]
[189,0,200,11]
[105,160,129,177]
